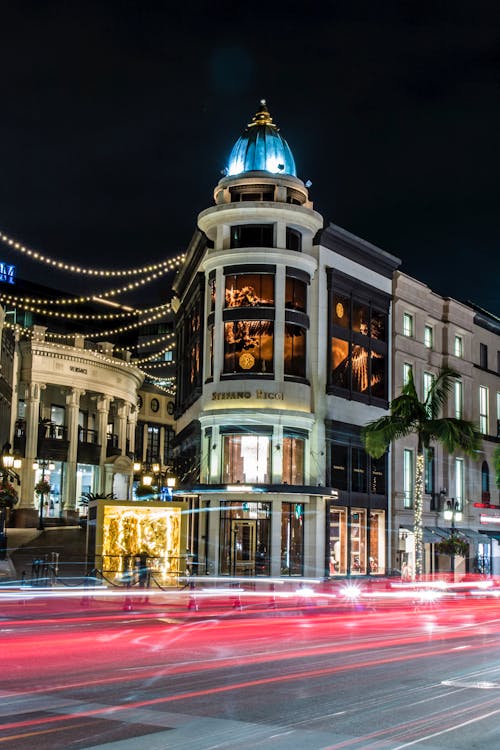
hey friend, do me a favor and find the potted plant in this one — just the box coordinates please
[34,479,51,496]
[0,481,19,509]
[436,535,469,557]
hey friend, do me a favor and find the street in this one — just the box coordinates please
[1,590,500,749]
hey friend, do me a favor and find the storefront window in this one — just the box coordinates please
[222,434,271,484]
[219,501,271,576]
[282,435,305,484]
[331,338,350,388]
[333,292,350,330]
[223,320,274,374]
[284,323,306,378]
[329,507,347,575]
[34,461,63,518]
[281,502,304,575]
[350,509,367,575]
[209,276,216,313]
[225,274,274,308]
[369,510,385,574]
[370,454,386,495]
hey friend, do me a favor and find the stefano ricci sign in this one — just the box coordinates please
[212,389,284,401]
[0,262,15,285]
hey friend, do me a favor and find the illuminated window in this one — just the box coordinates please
[369,510,386,575]
[454,380,463,419]
[403,449,414,508]
[423,371,434,405]
[230,224,274,248]
[223,320,274,374]
[328,507,347,575]
[222,433,271,484]
[329,276,388,402]
[403,362,413,385]
[479,385,489,434]
[225,274,274,308]
[455,457,464,510]
[350,509,367,575]
[281,503,304,575]
[282,432,306,485]
[424,325,433,349]
[285,276,307,312]
[403,313,414,337]
[454,335,463,358]
[208,275,216,313]
[219,501,271,577]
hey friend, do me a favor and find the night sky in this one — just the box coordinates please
[0,1,499,315]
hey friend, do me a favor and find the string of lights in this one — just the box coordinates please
[3,309,169,340]
[0,268,178,307]
[140,360,176,370]
[0,229,185,277]
[0,295,170,322]
[134,345,174,365]
[114,332,175,352]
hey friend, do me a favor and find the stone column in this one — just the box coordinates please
[19,382,45,508]
[97,395,112,494]
[116,401,129,456]
[62,388,85,511]
[127,405,138,458]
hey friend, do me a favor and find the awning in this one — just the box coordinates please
[424,527,446,543]
[479,530,500,543]
[399,525,446,543]
[458,528,491,544]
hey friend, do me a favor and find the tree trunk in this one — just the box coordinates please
[414,448,425,577]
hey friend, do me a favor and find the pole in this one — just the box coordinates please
[37,463,46,531]
[450,497,455,578]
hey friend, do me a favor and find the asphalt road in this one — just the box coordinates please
[1,593,500,749]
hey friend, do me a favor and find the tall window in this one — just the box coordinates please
[454,335,463,358]
[424,325,433,349]
[282,432,306,485]
[481,461,490,497]
[222,432,271,484]
[284,323,306,378]
[403,362,413,385]
[454,380,463,419]
[224,320,274,374]
[285,227,302,251]
[455,457,464,511]
[147,426,160,461]
[424,447,434,496]
[479,385,489,434]
[403,313,414,337]
[281,503,304,575]
[285,276,307,312]
[480,343,488,369]
[423,371,434,404]
[403,449,414,508]
[329,279,388,402]
[329,440,385,495]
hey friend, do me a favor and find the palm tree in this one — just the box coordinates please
[361,367,481,577]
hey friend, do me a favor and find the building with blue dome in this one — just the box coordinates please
[227,100,297,177]
[173,101,400,579]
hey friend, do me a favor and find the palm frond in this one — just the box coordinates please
[425,418,481,457]
[426,367,459,418]
[361,416,412,458]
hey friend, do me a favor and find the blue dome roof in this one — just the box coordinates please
[227,100,297,177]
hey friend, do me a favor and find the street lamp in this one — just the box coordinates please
[443,498,463,576]
[33,458,55,531]
[0,444,21,560]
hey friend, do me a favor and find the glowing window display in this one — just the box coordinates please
[100,503,184,585]
[222,433,271,484]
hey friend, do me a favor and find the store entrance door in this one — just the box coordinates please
[231,520,256,576]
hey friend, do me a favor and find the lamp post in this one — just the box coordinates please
[33,458,55,531]
[443,498,463,577]
[0,445,21,560]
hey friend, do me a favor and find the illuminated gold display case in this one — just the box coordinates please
[87,500,187,586]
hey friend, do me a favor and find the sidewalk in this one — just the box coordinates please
[2,526,87,583]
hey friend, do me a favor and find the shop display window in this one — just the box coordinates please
[225,273,274,308]
[281,502,304,575]
[282,435,305,485]
[329,508,347,575]
[284,323,306,378]
[285,277,307,312]
[219,501,271,576]
[369,510,386,574]
[222,434,271,484]
[350,509,367,575]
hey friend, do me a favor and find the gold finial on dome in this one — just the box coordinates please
[248,99,277,129]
